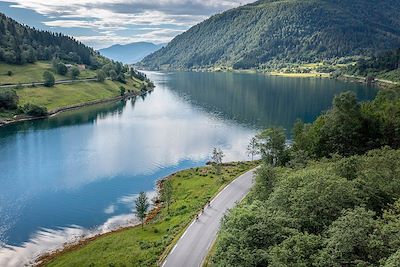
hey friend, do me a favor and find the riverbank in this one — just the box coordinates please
[36,161,259,267]
[0,84,154,127]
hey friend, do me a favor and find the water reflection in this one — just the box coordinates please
[0,71,376,266]
[163,72,377,129]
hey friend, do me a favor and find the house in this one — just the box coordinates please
[77,64,86,70]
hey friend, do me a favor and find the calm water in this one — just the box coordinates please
[0,71,376,265]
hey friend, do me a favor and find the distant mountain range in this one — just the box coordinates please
[99,42,165,64]
[139,0,400,70]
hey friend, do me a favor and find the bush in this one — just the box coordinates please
[22,103,48,117]
[70,67,80,79]
[43,71,55,87]
[119,86,126,96]
[96,70,106,82]
[7,70,12,76]
[56,62,68,75]
[0,89,18,110]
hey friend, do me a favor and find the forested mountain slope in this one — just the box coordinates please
[140,0,400,70]
[0,13,104,67]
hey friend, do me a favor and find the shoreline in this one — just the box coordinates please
[34,161,258,267]
[35,170,167,266]
[0,88,153,128]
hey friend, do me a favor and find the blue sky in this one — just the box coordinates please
[0,0,253,49]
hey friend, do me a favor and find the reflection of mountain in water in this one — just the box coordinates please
[165,72,377,130]
[0,97,145,138]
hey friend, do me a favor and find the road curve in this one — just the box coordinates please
[162,167,258,267]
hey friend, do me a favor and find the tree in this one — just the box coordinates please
[0,90,18,110]
[70,67,80,79]
[135,191,149,228]
[56,62,68,75]
[109,70,118,81]
[43,71,55,87]
[247,137,259,161]
[212,147,225,175]
[119,86,126,96]
[160,179,173,214]
[96,70,106,82]
[256,127,289,166]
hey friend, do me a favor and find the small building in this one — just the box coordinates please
[65,64,73,68]
[77,64,86,70]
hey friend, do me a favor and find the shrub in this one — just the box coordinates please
[119,86,126,96]
[56,62,68,75]
[43,71,55,87]
[0,89,18,110]
[96,70,106,82]
[7,70,12,76]
[70,67,80,79]
[22,103,48,117]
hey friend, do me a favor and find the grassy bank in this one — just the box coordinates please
[0,61,97,84]
[39,161,259,267]
[0,60,150,122]
[17,78,142,111]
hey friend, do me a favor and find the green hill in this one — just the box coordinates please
[140,0,400,70]
[0,13,105,67]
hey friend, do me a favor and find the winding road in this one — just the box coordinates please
[162,167,258,267]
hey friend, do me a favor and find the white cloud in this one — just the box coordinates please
[1,0,255,48]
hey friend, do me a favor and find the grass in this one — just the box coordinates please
[0,61,97,84]
[268,71,330,78]
[41,161,259,267]
[17,78,141,111]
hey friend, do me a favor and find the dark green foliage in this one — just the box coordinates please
[347,48,400,80]
[70,67,80,79]
[212,148,400,266]
[56,62,68,75]
[96,70,106,82]
[43,71,55,87]
[109,70,117,81]
[22,103,47,117]
[292,90,400,158]
[256,127,289,166]
[268,233,322,267]
[0,89,18,109]
[6,70,12,76]
[0,13,103,66]
[119,86,126,96]
[140,0,400,70]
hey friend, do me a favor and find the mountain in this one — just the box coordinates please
[0,13,104,67]
[99,42,165,64]
[140,0,400,70]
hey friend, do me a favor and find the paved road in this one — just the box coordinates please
[162,167,258,267]
[0,78,98,88]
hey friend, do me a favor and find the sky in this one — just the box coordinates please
[0,0,254,50]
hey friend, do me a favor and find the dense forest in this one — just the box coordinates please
[140,0,400,70]
[346,48,400,82]
[211,88,400,266]
[0,13,104,67]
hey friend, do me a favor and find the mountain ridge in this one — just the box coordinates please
[140,0,400,70]
[99,42,165,64]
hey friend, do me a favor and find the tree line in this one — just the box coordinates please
[0,12,104,67]
[211,88,400,266]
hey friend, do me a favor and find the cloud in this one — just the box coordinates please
[1,0,254,48]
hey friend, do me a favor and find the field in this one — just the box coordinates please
[17,78,142,111]
[41,161,259,267]
[0,61,97,84]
